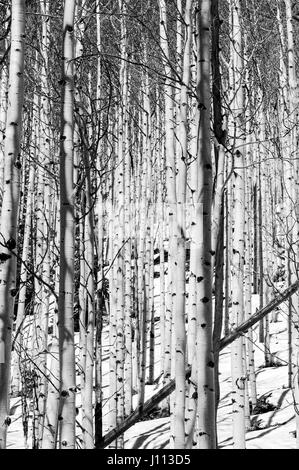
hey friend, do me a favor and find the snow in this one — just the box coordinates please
[124,307,298,449]
[6,300,299,449]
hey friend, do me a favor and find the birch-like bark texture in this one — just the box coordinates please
[81,151,95,449]
[230,155,246,447]
[284,0,299,446]
[36,0,52,446]
[2,0,299,452]
[229,0,246,449]
[191,0,216,449]
[94,0,104,448]
[158,0,177,414]
[58,0,76,449]
[244,146,257,410]
[0,0,25,449]
[172,0,192,449]
[0,48,8,204]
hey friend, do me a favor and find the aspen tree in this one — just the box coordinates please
[11,162,35,397]
[187,55,199,368]
[131,111,142,397]
[0,56,8,203]
[0,0,25,449]
[175,0,183,133]
[74,27,96,445]
[257,120,264,344]
[211,0,226,418]
[158,0,177,414]
[143,77,153,387]
[172,0,192,448]
[191,0,216,449]
[276,0,292,386]
[31,86,43,448]
[43,318,60,449]
[43,206,60,449]
[185,30,200,445]
[81,145,95,449]
[284,0,299,446]
[211,0,226,264]
[148,214,155,387]
[229,0,246,449]
[137,75,150,412]
[224,188,230,336]
[261,142,273,366]
[78,192,87,418]
[223,0,235,340]
[74,1,87,438]
[95,0,103,446]
[107,151,118,447]
[123,83,132,420]
[35,0,52,445]
[110,2,129,448]
[157,98,166,386]
[114,110,125,445]
[244,133,257,410]
[58,0,76,449]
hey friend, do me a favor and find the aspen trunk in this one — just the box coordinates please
[0,56,8,204]
[192,0,216,449]
[36,1,52,445]
[284,0,299,444]
[94,0,103,448]
[11,162,35,397]
[172,0,192,449]
[82,153,95,449]
[229,0,246,449]
[58,0,76,449]
[158,2,177,408]
[0,0,25,449]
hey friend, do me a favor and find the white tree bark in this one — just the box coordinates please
[0,0,25,449]
[58,0,76,449]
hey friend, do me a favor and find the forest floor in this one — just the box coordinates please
[122,301,297,449]
[122,290,297,450]
[6,296,298,449]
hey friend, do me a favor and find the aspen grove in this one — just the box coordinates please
[1,0,299,450]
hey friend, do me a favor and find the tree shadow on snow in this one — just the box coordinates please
[246,414,295,443]
[266,388,290,428]
[125,421,169,449]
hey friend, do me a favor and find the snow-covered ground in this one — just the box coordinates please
[123,303,298,449]
[6,298,298,449]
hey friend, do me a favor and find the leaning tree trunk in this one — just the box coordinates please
[0,0,25,449]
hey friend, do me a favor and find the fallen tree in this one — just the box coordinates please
[98,280,299,448]
[218,281,299,351]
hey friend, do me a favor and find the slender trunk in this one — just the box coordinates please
[82,151,95,449]
[158,2,177,414]
[192,0,216,449]
[0,0,25,449]
[94,0,103,448]
[229,0,246,449]
[284,0,299,444]
[173,0,192,449]
[11,163,35,397]
[58,0,76,449]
